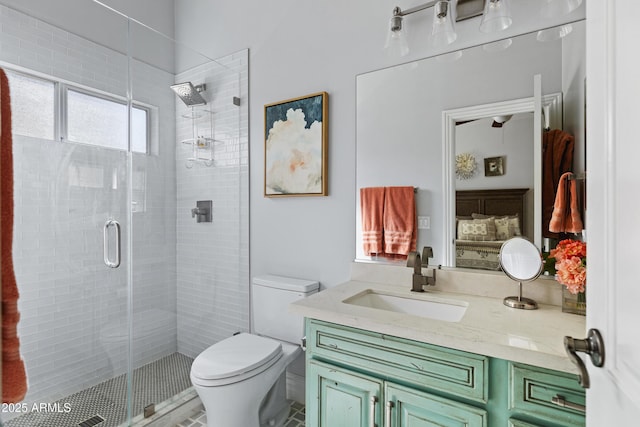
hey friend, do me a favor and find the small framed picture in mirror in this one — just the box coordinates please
[484,156,505,177]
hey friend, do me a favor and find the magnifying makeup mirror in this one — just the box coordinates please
[499,237,543,310]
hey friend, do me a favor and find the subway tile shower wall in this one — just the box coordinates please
[1,3,249,413]
[175,51,250,358]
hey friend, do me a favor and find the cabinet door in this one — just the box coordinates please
[385,382,488,427]
[307,360,383,427]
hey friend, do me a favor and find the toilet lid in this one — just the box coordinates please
[191,333,282,381]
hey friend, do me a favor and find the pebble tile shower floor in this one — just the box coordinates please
[5,353,193,427]
[176,401,306,427]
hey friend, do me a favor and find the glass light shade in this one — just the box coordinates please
[536,24,573,42]
[479,0,512,33]
[431,1,457,48]
[384,17,409,57]
[436,50,463,63]
[541,0,583,18]
[482,38,513,52]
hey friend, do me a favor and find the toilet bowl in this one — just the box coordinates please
[191,333,301,427]
[190,274,319,427]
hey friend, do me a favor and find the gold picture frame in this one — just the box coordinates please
[484,156,505,177]
[264,92,328,197]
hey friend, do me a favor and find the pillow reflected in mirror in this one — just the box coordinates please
[457,218,496,241]
[471,213,521,239]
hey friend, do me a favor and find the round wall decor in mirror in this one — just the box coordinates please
[499,237,543,309]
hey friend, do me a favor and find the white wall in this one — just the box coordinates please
[174,0,587,290]
[456,114,535,191]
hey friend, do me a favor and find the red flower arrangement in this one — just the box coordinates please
[549,239,586,294]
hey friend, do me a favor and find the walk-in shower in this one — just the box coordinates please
[0,1,248,426]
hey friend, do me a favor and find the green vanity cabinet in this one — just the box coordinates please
[307,359,488,427]
[305,319,585,427]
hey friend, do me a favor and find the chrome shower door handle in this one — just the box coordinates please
[103,219,121,268]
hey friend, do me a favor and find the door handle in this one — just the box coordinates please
[564,328,605,388]
[103,219,121,268]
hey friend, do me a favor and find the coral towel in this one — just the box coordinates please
[542,129,575,238]
[1,68,28,403]
[360,187,385,255]
[383,186,416,257]
[549,172,584,234]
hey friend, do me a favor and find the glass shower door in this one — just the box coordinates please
[2,2,135,426]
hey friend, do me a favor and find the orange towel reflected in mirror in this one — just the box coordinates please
[361,186,416,260]
[549,172,584,234]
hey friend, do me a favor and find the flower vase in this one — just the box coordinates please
[562,287,586,315]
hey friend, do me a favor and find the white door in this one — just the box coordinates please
[585,0,640,424]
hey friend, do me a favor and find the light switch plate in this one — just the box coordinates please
[418,216,430,229]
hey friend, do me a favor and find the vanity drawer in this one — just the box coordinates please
[306,319,488,403]
[509,363,585,426]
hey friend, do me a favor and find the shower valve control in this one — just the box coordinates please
[192,200,212,223]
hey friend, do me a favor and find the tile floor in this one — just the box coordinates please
[5,353,193,427]
[175,401,305,427]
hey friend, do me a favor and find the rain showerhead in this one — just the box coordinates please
[171,82,207,106]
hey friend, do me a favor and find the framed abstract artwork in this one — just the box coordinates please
[264,92,328,197]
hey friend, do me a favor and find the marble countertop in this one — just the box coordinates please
[290,278,586,374]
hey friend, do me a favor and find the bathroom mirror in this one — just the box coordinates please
[499,237,543,309]
[355,21,586,269]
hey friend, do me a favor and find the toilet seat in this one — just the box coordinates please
[191,333,283,387]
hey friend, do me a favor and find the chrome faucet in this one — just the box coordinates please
[407,247,436,292]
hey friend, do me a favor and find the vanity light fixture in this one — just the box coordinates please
[386,0,584,56]
[386,0,510,57]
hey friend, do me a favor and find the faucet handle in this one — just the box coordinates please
[421,247,433,267]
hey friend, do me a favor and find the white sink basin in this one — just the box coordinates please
[343,290,468,322]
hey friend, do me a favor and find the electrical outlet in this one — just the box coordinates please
[418,216,430,229]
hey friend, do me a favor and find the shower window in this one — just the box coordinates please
[66,89,149,153]
[5,70,55,141]
[4,67,150,154]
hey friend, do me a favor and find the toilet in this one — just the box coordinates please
[190,274,319,427]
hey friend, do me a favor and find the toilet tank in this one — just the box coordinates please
[252,275,319,344]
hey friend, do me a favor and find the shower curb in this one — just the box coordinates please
[125,387,203,427]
